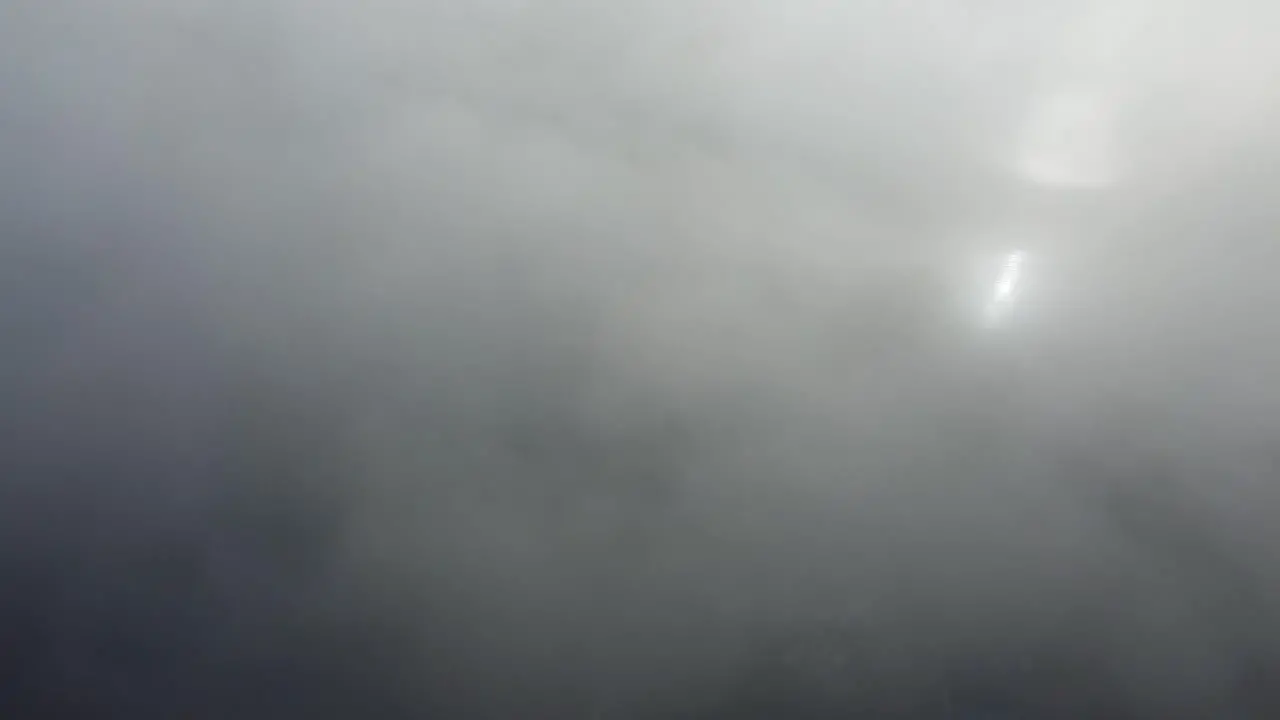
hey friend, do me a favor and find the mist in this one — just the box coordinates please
[4,1,1280,717]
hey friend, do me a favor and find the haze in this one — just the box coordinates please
[4,1,1280,717]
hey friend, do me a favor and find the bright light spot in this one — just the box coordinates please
[994,251,1023,300]
[984,251,1024,327]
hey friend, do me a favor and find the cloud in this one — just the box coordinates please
[4,1,1280,717]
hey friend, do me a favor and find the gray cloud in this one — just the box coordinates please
[4,1,1280,717]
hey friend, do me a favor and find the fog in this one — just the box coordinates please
[4,1,1280,717]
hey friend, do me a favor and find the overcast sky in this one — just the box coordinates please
[4,1,1280,717]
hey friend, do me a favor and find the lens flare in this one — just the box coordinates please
[984,251,1024,327]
